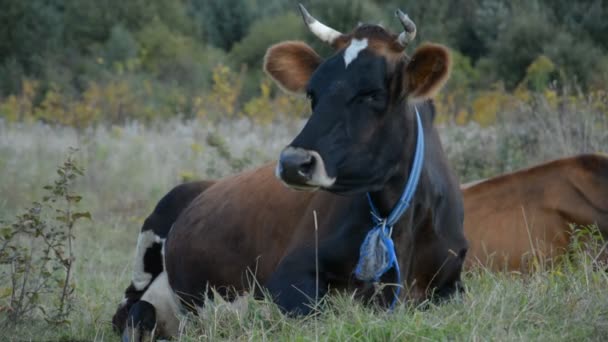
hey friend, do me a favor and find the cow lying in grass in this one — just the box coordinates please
[113,153,608,335]
[463,153,608,271]
[118,5,469,340]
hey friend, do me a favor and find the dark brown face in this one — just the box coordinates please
[265,24,451,194]
[278,39,397,194]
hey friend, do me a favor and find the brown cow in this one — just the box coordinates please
[113,154,608,334]
[463,153,608,271]
[119,5,468,340]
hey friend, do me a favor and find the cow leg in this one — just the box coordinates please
[123,272,181,341]
[113,181,212,334]
[122,301,156,342]
[266,227,365,315]
[112,284,148,334]
[113,228,165,334]
[265,250,328,315]
[410,230,467,303]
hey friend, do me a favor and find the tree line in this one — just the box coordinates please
[1,0,606,122]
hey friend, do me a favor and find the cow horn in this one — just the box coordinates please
[298,4,342,44]
[395,9,417,47]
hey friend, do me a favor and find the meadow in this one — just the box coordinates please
[1,93,607,341]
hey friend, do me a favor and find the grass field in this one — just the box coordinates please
[1,105,608,340]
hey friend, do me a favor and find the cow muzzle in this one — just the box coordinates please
[276,147,336,190]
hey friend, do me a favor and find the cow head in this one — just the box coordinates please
[266,5,451,194]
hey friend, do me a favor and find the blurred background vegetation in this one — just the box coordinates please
[1,0,607,128]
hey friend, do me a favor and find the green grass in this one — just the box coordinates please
[3,250,607,341]
[180,264,608,341]
[1,117,607,341]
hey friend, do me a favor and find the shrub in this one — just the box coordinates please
[519,55,557,92]
[230,12,308,99]
[0,150,90,325]
[190,0,255,51]
[103,25,140,66]
[136,19,208,87]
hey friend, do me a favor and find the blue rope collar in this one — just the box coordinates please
[354,106,425,310]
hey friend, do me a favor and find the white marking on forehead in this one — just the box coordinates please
[343,38,368,68]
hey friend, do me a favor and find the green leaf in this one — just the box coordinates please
[0,287,12,298]
[55,216,69,223]
[73,212,92,221]
[0,227,13,239]
[65,195,82,203]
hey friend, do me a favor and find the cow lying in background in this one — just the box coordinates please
[112,153,608,334]
[463,153,608,271]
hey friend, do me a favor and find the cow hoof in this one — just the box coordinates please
[122,300,157,342]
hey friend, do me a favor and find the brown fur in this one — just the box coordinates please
[165,164,316,300]
[349,25,409,61]
[463,154,608,271]
[263,41,322,94]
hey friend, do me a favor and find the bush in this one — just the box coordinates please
[0,150,90,325]
[190,0,256,51]
[0,1,64,95]
[230,13,306,70]
[103,25,140,66]
[229,12,307,98]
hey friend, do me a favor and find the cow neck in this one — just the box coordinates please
[367,106,424,224]
[353,106,424,310]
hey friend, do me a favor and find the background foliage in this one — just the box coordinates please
[1,0,607,127]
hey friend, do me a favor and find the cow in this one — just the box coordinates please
[113,154,608,334]
[118,4,468,340]
[463,153,608,271]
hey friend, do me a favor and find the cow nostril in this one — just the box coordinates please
[297,156,316,178]
[277,147,333,188]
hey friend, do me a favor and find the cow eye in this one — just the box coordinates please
[358,90,382,103]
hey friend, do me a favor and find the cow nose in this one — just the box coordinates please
[276,147,337,189]
[278,147,316,185]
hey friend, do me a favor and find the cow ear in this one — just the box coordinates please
[264,41,322,95]
[405,43,451,102]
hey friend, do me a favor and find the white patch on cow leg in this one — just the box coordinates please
[140,271,181,338]
[132,230,164,290]
[343,38,368,68]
